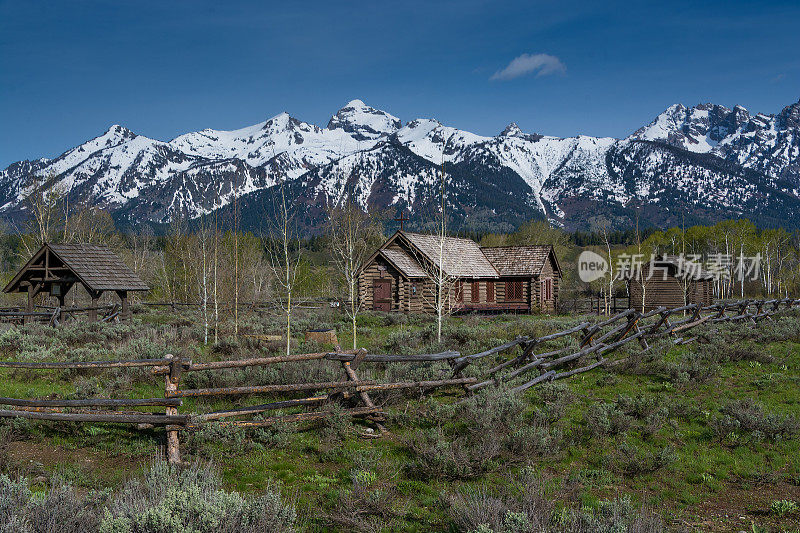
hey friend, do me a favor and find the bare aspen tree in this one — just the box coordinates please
[681,213,688,307]
[599,223,614,315]
[198,215,212,345]
[213,210,219,344]
[634,211,650,313]
[730,220,756,298]
[419,132,460,343]
[233,176,240,336]
[759,228,789,296]
[164,216,190,304]
[668,215,698,313]
[327,199,381,350]
[416,238,459,343]
[264,179,303,356]
[433,201,452,342]
[20,172,66,255]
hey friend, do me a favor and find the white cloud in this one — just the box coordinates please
[490,53,566,81]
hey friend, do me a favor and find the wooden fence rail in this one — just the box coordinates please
[451,298,800,396]
[0,297,797,463]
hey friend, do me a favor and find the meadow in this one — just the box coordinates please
[0,305,799,532]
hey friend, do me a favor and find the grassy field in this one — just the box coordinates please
[0,305,799,532]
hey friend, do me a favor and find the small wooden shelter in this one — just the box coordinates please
[3,243,149,322]
[627,255,713,312]
[358,231,561,314]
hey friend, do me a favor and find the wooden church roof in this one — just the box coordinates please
[480,245,559,277]
[380,247,428,278]
[399,231,500,278]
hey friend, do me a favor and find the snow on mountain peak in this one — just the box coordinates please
[779,99,800,129]
[326,99,401,142]
[106,124,132,135]
[99,124,137,144]
[631,102,732,153]
[500,123,524,137]
[393,118,491,163]
[2,98,799,231]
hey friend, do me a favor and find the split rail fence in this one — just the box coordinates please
[0,298,797,463]
[0,304,121,325]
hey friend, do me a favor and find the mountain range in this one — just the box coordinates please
[1,98,799,233]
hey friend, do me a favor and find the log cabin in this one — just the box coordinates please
[627,255,714,312]
[358,231,561,314]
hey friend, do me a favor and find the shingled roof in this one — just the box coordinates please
[380,247,428,278]
[480,245,555,276]
[3,243,149,294]
[399,232,499,278]
[655,255,714,280]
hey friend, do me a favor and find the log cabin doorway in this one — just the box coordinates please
[540,277,553,308]
[373,279,392,311]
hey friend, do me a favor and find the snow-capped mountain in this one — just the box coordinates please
[1,98,799,232]
[631,100,800,182]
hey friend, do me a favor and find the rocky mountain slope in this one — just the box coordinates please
[1,98,799,232]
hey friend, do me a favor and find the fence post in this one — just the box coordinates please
[164,353,181,464]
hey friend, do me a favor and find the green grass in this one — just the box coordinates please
[1,307,799,531]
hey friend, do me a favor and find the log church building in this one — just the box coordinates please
[358,231,561,314]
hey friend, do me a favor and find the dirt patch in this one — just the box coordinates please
[5,439,156,485]
[676,480,800,532]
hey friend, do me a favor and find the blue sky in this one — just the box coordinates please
[1,0,799,167]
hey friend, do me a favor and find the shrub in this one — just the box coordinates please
[210,339,240,356]
[186,422,252,457]
[100,460,296,533]
[0,474,105,533]
[769,499,798,517]
[25,476,106,532]
[609,444,676,476]
[509,424,563,457]
[324,458,399,532]
[0,326,25,355]
[406,427,501,480]
[664,352,719,387]
[252,421,296,449]
[384,361,450,383]
[561,496,665,533]
[0,475,30,528]
[585,403,633,437]
[568,468,614,488]
[463,386,527,434]
[446,470,552,533]
[406,386,564,480]
[531,382,571,424]
[615,394,669,438]
[615,394,660,420]
[711,399,799,442]
[447,471,663,532]
[321,404,354,443]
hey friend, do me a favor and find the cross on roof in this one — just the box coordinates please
[394,212,409,231]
